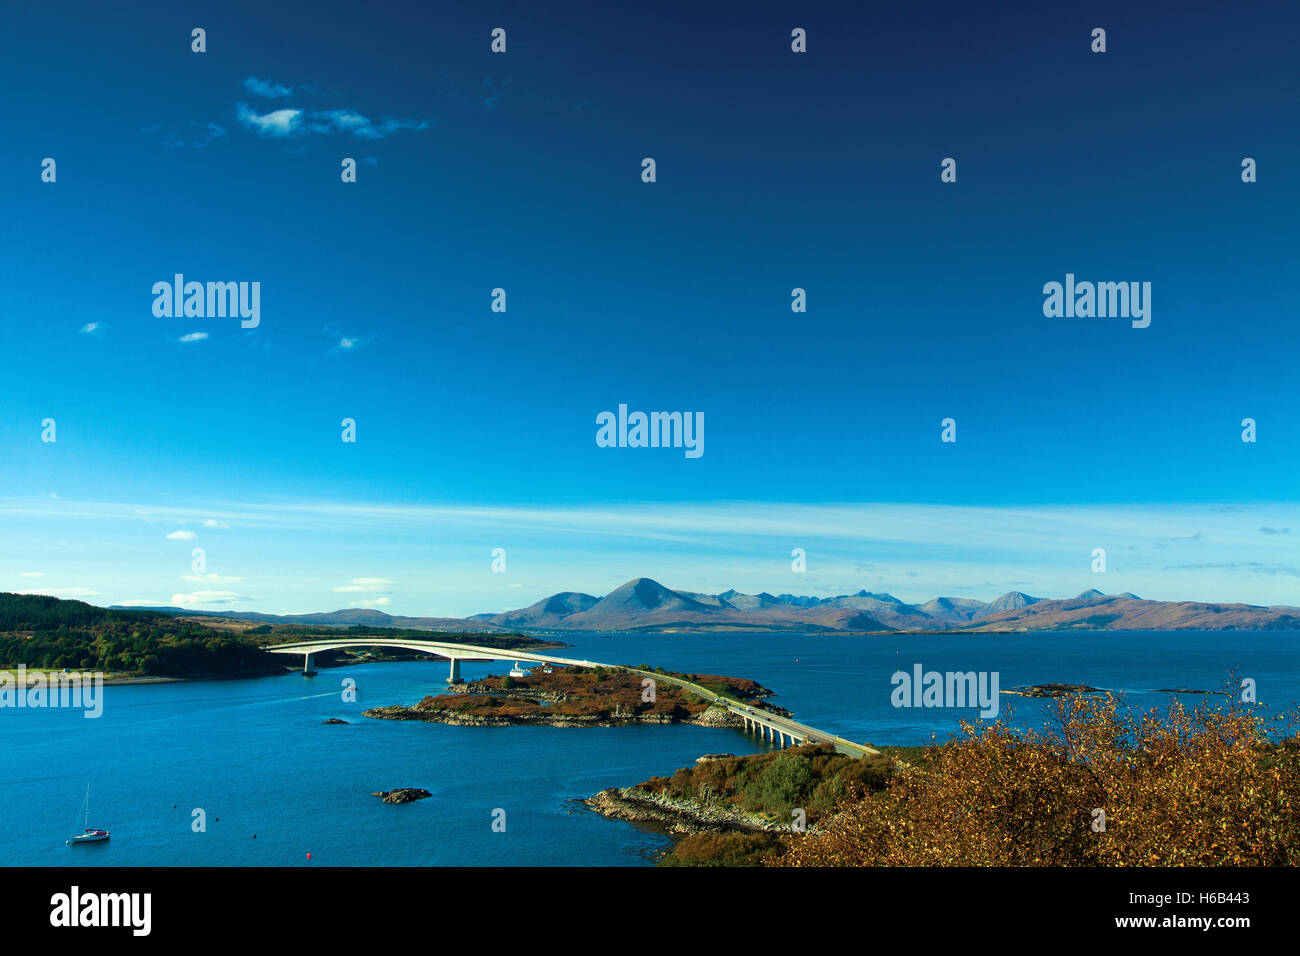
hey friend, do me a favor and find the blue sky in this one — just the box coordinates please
[1,0,1297,615]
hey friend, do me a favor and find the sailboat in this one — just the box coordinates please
[66,784,110,845]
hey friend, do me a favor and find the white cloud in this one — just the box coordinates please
[18,571,44,577]
[179,332,209,343]
[332,577,396,593]
[328,329,373,352]
[17,587,101,598]
[171,590,252,607]
[236,103,431,140]
[244,77,296,98]
[202,519,230,529]
[181,573,245,585]
[349,597,391,607]
[236,104,302,136]
[166,530,197,540]
[80,322,102,334]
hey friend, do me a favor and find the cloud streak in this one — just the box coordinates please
[5,496,1300,613]
[236,103,432,140]
[244,77,297,98]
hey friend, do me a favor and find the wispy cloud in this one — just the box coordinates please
[236,103,432,140]
[80,322,103,335]
[244,76,297,98]
[332,577,396,593]
[325,326,373,352]
[146,122,226,149]
[180,573,245,585]
[165,530,197,540]
[171,590,252,607]
[18,587,101,598]
[178,332,209,343]
[6,496,1300,613]
[1163,562,1300,578]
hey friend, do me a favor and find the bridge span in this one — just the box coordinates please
[262,637,879,758]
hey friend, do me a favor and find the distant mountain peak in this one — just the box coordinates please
[860,591,905,605]
[463,579,1299,634]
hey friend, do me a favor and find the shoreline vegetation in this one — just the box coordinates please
[588,691,1300,867]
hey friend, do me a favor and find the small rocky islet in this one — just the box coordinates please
[1002,683,1219,698]
[371,788,432,804]
[362,665,786,728]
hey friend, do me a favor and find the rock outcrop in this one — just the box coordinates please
[371,788,432,804]
[585,786,783,835]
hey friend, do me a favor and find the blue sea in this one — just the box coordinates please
[1,630,1294,867]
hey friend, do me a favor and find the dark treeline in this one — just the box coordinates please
[0,593,275,676]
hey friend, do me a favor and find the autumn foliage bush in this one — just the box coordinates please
[776,693,1299,866]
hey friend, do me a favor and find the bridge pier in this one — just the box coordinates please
[446,657,464,685]
[302,653,316,676]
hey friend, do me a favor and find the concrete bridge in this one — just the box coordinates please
[262,637,879,758]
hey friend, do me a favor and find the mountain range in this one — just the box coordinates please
[118,578,1300,633]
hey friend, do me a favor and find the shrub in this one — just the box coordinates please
[743,752,814,817]
[660,831,783,867]
[775,692,1300,867]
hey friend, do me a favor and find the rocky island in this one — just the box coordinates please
[363,664,786,728]
[371,789,432,804]
[1001,683,1106,698]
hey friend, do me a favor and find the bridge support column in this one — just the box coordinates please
[302,653,316,676]
[446,657,464,685]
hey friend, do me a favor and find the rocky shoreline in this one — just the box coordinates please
[585,784,785,835]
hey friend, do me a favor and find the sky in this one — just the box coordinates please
[1,0,1297,616]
